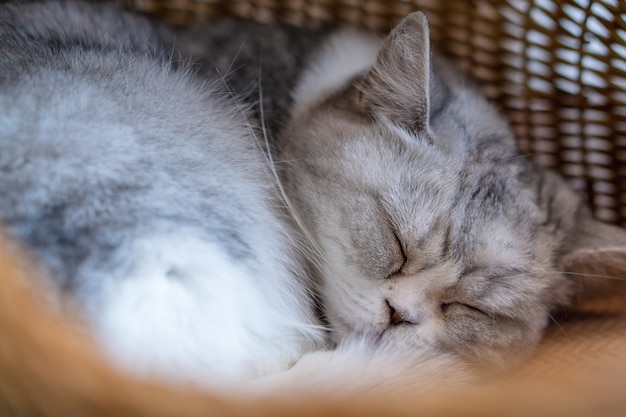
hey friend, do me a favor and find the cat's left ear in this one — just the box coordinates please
[357,12,431,132]
[560,212,626,298]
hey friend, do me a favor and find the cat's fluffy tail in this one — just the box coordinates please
[247,333,475,398]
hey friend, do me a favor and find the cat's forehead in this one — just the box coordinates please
[323,92,518,166]
[337,117,527,198]
[357,128,539,256]
[335,137,534,237]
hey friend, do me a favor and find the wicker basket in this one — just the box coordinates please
[1,1,626,416]
[124,0,626,228]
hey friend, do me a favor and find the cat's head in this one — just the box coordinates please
[278,12,626,367]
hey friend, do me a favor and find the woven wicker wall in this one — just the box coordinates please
[123,0,626,227]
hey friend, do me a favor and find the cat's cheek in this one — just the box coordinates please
[437,314,486,347]
[380,319,445,348]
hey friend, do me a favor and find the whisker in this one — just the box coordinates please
[255,68,329,273]
[556,271,626,282]
[503,152,540,163]
[541,290,570,316]
[208,60,330,277]
[529,298,566,334]
[167,35,176,70]
[496,269,626,283]
[222,34,249,79]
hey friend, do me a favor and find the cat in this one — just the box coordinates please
[0,0,324,387]
[171,9,626,375]
[1,0,625,394]
[270,12,626,370]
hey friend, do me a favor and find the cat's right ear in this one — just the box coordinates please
[356,12,432,133]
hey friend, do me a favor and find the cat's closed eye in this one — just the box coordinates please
[440,302,487,316]
[385,230,407,279]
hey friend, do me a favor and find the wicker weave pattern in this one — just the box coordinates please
[124,0,626,226]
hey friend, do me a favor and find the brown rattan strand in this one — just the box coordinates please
[122,0,626,227]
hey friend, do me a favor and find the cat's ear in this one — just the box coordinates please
[357,12,431,132]
[560,212,626,298]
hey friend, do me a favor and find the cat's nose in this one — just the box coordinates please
[385,299,416,325]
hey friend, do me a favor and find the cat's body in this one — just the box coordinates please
[0,1,324,385]
[1,0,625,391]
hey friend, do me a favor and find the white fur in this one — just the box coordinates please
[290,30,382,120]
[86,232,322,387]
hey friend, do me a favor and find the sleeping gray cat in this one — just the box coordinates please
[1,0,625,391]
